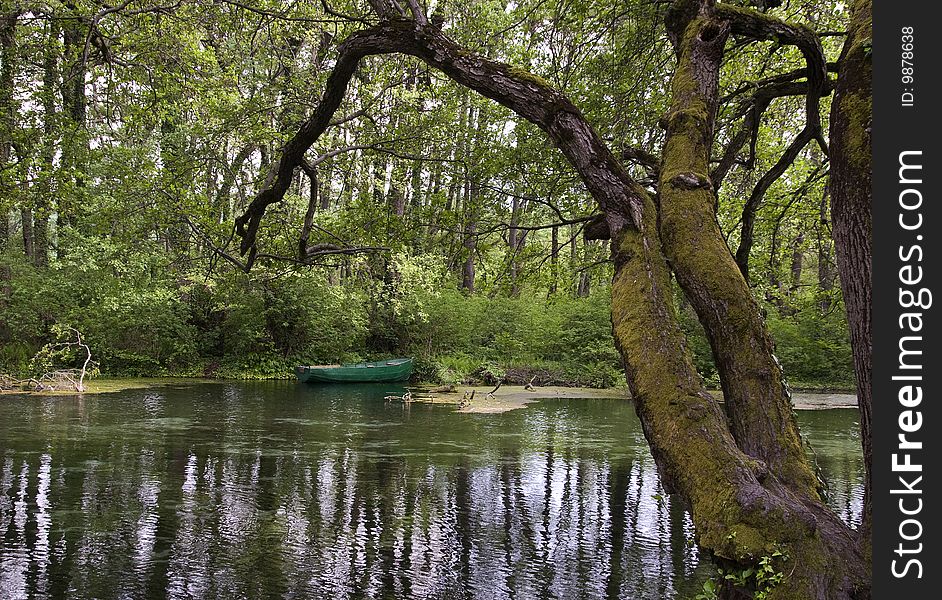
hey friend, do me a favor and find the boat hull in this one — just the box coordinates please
[296,358,413,383]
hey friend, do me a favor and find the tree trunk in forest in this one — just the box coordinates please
[828,0,873,543]
[461,179,476,293]
[390,184,406,217]
[576,240,591,298]
[34,20,58,266]
[215,145,255,223]
[234,9,870,596]
[20,207,33,259]
[60,5,87,228]
[576,273,590,298]
[789,232,804,291]
[570,224,577,294]
[33,212,49,267]
[817,186,834,312]
[409,160,422,210]
[549,225,559,295]
[0,6,16,249]
[319,168,331,211]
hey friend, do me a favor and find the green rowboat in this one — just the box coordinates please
[295,358,413,383]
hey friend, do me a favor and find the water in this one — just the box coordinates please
[0,382,863,599]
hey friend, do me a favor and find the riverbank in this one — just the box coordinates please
[3,378,858,413]
[0,377,213,396]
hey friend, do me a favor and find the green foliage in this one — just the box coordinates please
[675,282,853,390]
[0,0,854,392]
[765,300,854,388]
[698,548,789,600]
[694,578,719,600]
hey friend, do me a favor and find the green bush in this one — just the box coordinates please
[0,243,853,389]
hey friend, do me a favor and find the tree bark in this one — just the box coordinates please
[828,0,872,544]
[20,206,33,259]
[60,3,87,227]
[34,19,58,267]
[576,240,591,298]
[789,232,804,291]
[215,144,256,223]
[461,178,476,293]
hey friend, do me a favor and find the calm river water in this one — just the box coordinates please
[0,382,862,599]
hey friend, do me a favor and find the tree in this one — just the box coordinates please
[828,0,872,543]
[233,1,869,597]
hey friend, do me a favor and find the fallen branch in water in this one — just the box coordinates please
[5,327,99,393]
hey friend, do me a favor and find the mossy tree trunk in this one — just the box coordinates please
[828,0,872,546]
[233,6,870,597]
[658,0,821,496]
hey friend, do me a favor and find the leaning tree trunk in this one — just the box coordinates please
[232,10,869,597]
[828,0,873,545]
[658,1,821,496]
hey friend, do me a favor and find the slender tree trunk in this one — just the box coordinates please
[20,207,33,259]
[828,0,873,543]
[0,6,16,248]
[570,223,578,295]
[409,160,422,209]
[32,215,49,266]
[390,184,406,217]
[215,144,255,223]
[768,221,782,292]
[789,232,804,291]
[319,164,331,210]
[59,5,87,229]
[576,240,591,298]
[34,19,58,266]
[549,225,559,295]
[461,179,476,293]
[817,185,834,311]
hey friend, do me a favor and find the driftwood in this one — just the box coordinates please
[1,327,96,393]
[1,369,93,393]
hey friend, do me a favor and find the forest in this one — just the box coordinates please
[1,0,871,598]
[2,0,855,388]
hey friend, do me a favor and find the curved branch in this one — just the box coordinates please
[234,18,646,264]
[733,126,817,282]
[622,146,661,182]
[716,2,828,151]
[712,76,835,190]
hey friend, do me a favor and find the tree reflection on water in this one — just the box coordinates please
[0,383,862,599]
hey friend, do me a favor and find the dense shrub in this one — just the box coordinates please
[0,246,852,389]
